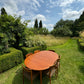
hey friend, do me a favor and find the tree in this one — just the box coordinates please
[71,11,84,36]
[54,19,64,29]
[38,28,49,35]
[11,16,26,48]
[0,33,9,54]
[34,19,38,28]
[0,8,27,49]
[39,20,42,28]
[51,26,72,36]
[1,7,7,15]
[52,19,73,36]
[54,19,73,29]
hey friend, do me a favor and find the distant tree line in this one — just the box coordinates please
[51,11,84,37]
[32,19,49,35]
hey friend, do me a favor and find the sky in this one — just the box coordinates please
[0,0,84,31]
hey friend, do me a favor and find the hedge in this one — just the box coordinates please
[79,42,84,50]
[0,48,23,72]
[78,39,84,50]
[21,45,47,58]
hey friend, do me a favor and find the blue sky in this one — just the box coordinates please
[0,0,84,31]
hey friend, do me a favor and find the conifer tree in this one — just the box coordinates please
[39,20,42,28]
[34,19,38,28]
[1,7,7,15]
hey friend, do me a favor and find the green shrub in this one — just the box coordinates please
[51,26,72,37]
[78,38,84,50]
[21,45,47,58]
[23,36,47,48]
[80,43,84,50]
[78,39,84,43]
[0,48,23,72]
[0,33,9,55]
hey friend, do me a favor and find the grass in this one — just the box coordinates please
[0,39,84,84]
[33,35,70,46]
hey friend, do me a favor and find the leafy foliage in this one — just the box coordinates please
[0,8,27,49]
[27,27,49,35]
[78,31,84,50]
[38,28,49,35]
[71,11,84,36]
[51,19,73,36]
[23,35,47,48]
[0,33,9,55]
[54,19,73,29]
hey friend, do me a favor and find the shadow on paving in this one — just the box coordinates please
[12,67,50,84]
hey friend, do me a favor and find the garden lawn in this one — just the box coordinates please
[0,39,84,84]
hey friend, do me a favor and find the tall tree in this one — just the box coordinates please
[71,11,84,36]
[34,19,38,28]
[54,19,73,29]
[39,20,42,28]
[51,19,73,36]
[1,7,7,15]
[0,12,26,48]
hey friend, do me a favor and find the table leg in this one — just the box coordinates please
[40,70,42,84]
[49,68,51,84]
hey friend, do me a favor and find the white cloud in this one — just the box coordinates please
[33,0,41,7]
[39,0,44,3]
[50,0,58,5]
[17,10,25,16]
[49,0,75,8]
[48,24,54,28]
[21,18,25,23]
[28,13,53,31]
[0,0,41,16]
[3,0,18,15]
[62,8,84,20]
[49,0,59,8]
[33,14,46,21]
[46,10,51,13]
[78,0,84,2]
[28,21,34,27]
[43,24,54,31]
[49,0,84,8]
[60,0,75,7]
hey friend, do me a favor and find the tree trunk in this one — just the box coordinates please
[14,33,20,49]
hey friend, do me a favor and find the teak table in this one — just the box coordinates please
[24,50,58,84]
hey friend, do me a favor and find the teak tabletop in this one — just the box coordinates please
[24,50,58,71]
[24,50,59,84]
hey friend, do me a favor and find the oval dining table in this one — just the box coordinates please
[24,50,59,84]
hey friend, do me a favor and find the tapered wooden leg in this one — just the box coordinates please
[55,67,58,79]
[23,70,24,84]
[40,71,42,84]
[31,71,33,84]
[49,68,51,84]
